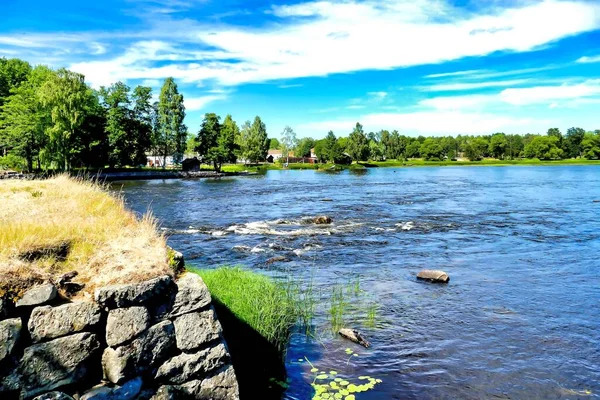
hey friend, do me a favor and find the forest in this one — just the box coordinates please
[2,57,600,172]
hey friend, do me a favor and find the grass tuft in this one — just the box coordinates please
[195,267,297,353]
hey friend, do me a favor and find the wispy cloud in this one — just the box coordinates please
[499,79,600,105]
[424,79,531,91]
[576,54,600,63]
[3,0,596,89]
[184,94,225,111]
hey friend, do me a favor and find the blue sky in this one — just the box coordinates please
[2,0,600,139]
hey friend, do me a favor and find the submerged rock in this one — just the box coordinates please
[416,270,450,283]
[313,216,333,224]
[0,317,22,362]
[339,328,370,348]
[265,256,291,265]
[16,284,57,308]
[29,302,102,343]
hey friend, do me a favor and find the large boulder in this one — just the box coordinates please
[173,308,222,351]
[29,302,102,343]
[80,376,143,400]
[0,317,21,362]
[106,306,150,347]
[169,273,211,318]
[175,366,239,400]
[150,385,181,400]
[155,343,229,384]
[2,332,101,398]
[33,392,75,400]
[16,284,57,308]
[102,321,175,384]
[416,270,450,283]
[95,275,174,309]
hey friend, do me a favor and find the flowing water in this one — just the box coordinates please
[116,166,600,400]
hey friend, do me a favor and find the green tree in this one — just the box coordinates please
[130,85,153,166]
[489,133,508,159]
[280,125,297,163]
[419,138,444,161]
[295,137,315,158]
[563,127,585,158]
[0,65,53,171]
[241,116,269,163]
[324,131,341,162]
[100,82,131,167]
[220,114,239,164]
[156,78,186,167]
[523,136,563,159]
[582,132,600,159]
[465,137,489,161]
[39,68,93,170]
[196,112,229,171]
[268,137,280,149]
[0,58,31,108]
[369,139,385,161]
[405,140,420,158]
[313,139,327,163]
[346,122,369,161]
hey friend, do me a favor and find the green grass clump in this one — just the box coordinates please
[195,267,297,352]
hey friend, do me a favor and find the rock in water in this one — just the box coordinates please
[314,216,333,224]
[16,284,57,308]
[416,270,450,283]
[80,377,143,400]
[0,318,21,362]
[29,302,102,342]
[338,328,370,348]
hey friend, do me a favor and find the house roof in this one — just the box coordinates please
[268,149,282,155]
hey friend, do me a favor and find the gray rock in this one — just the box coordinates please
[106,306,150,347]
[150,385,182,400]
[3,332,101,398]
[16,284,57,307]
[94,275,174,309]
[155,343,229,384]
[33,391,75,400]
[173,308,222,351]
[29,302,102,342]
[167,247,185,274]
[0,317,21,362]
[416,269,450,283]
[169,273,211,318]
[102,320,175,384]
[176,366,239,400]
[80,377,143,400]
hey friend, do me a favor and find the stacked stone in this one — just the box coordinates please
[0,273,239,400]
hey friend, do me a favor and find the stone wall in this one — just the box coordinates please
[0,273,239,400]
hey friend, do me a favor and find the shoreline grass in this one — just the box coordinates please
[0,175,171,299]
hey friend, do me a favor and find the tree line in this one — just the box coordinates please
[3,56,600,172]
[272,123,600,164]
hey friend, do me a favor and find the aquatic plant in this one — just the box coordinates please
[301,355,383,400]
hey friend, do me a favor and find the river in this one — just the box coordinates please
[116,166,600,400]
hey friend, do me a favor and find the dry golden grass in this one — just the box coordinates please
[0,175,171,299]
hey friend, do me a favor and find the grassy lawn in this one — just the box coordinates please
[0,175,171,299]
[364,158,600,167]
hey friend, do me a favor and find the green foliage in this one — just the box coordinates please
[0,58,31,108]
[581,132,600,159]
[268,137,280,149]
[523,135,563,160]
[346,123,369,161]
[419,138,444,161]
[564,127,586,158]
[295,137,315,158]
[465,137,489,161]
[195,113,238,171]
[157,77,186,166]
[488,133,508,159]
[196,267,297,353]
[240,116,269,163]
[280,125,297,160]
[0,154,26,171]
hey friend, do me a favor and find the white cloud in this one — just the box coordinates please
[425,69,487,79]
[368,91,387,99]
[576,54,600,63]
[25,0,594,88]
[419,94,497,110]
[425,79,530,91]
[499,79,600,105]
[184,95,224,111]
